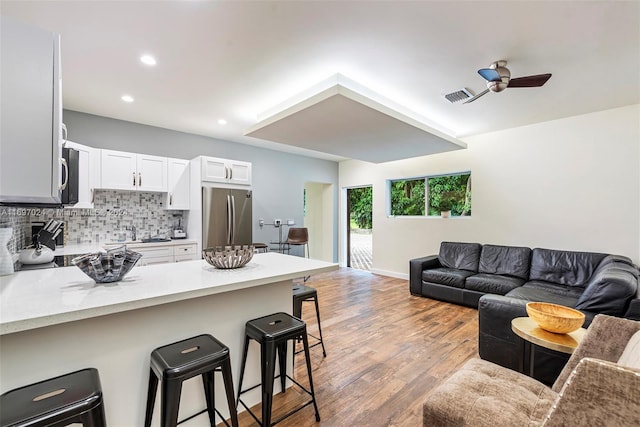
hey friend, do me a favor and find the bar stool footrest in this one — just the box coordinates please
[237,374,320,426]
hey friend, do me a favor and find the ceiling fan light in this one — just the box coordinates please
[487,81,508,93]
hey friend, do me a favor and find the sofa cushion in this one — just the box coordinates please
[523,281,585,299]
[505,286,581,309]
[439,242,481,272]
[422,268,475,289]
[478,244,531,280]
[575,262,639,316]
[529,248,607,286]
[465,273,525,295]
[423,358,556,427]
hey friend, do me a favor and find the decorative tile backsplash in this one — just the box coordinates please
[0,190,184,254]
[0,215,30,255]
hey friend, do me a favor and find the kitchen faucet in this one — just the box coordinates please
[126,225,137,241]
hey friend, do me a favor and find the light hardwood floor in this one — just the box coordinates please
[233,267,479,426]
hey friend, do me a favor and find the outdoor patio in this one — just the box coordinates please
[350,231,372,271]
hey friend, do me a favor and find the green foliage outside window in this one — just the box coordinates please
[428,174,471,216]
[349,187,373,229]
[388,173,471,217]
[390,179,425,216]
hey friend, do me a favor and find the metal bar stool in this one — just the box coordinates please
[0,368,106,427]
[236,312,320,426]
[253,243,269,253]
[144,334,238,427]
[292,284,326,357]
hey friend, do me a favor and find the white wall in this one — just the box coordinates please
[339,105,640,277]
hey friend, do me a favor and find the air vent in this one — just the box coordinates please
[444,88,473,103]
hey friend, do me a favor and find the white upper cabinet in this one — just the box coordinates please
[201,156,251,186]
[100,150,137,190]
[228,160,252,185]
[165,158,190,210]
[64,141,99,208]
[99,149,167,192]
[137,154,168,192]
[0,17,64,204]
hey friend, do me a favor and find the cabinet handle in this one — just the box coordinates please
[229,167,233,180]
[169,193,173,205]
[132,172,136,186]
[60,157,68,190]
[61,123,68,147]
[91,188,95,203]
[138,172,142,187]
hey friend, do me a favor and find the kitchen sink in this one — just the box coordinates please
[141,238,172,243]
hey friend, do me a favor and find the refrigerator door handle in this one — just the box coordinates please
[230,195,236,244]
[226,194,232,245]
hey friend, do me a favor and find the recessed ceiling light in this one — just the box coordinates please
[218,119,227,125]
[140,55,156,66]
[121,95,134,103]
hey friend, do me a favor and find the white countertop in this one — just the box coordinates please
[0,253,337,335]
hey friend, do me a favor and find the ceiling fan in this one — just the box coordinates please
[464,60,551,104]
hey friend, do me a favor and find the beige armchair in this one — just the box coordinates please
[423,314,640,427]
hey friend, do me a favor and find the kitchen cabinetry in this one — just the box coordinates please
[135,245,175,266]
[173,243,198,262]
[103,241,198,266]
[0,17,64,205]
[100,150,167,192]
[201,156,251,186]
[165,158,190,210]
[64,141,99,209]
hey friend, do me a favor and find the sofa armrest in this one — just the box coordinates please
[478,294,529,341]
[409,255,440,295]
[625,298,640,320]
[552,314,640,391]
[575,262,638,316]
[544,358,640,427]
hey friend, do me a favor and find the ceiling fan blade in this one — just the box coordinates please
[508,73,552,88]
[463,88,490,104]
[478,68,501,82]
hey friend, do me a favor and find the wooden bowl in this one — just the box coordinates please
[526,302,585,334]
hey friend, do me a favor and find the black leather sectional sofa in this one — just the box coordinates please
[409,242,640,384]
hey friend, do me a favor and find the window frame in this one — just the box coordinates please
[386,171,471,218]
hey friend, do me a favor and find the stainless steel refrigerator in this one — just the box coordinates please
[202,187,252,248]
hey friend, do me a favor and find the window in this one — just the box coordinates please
[427,173,471,216]
[389,178,425,216]
[388,172,471,217]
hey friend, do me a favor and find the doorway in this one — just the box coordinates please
[303,182,334,262]
[346,186,372,271]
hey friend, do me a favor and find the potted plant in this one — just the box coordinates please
[437,192,458,218]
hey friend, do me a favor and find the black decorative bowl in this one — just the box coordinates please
[72,245,142,283]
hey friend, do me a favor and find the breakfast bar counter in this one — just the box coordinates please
[0,253,338,425]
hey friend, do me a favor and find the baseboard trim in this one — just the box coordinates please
[370,268,408,280]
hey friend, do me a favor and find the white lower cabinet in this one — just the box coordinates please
[120,241,198,266]
[134,245,174,266]
[138,255,175,266]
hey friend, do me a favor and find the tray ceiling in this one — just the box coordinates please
[246,75,466,163]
